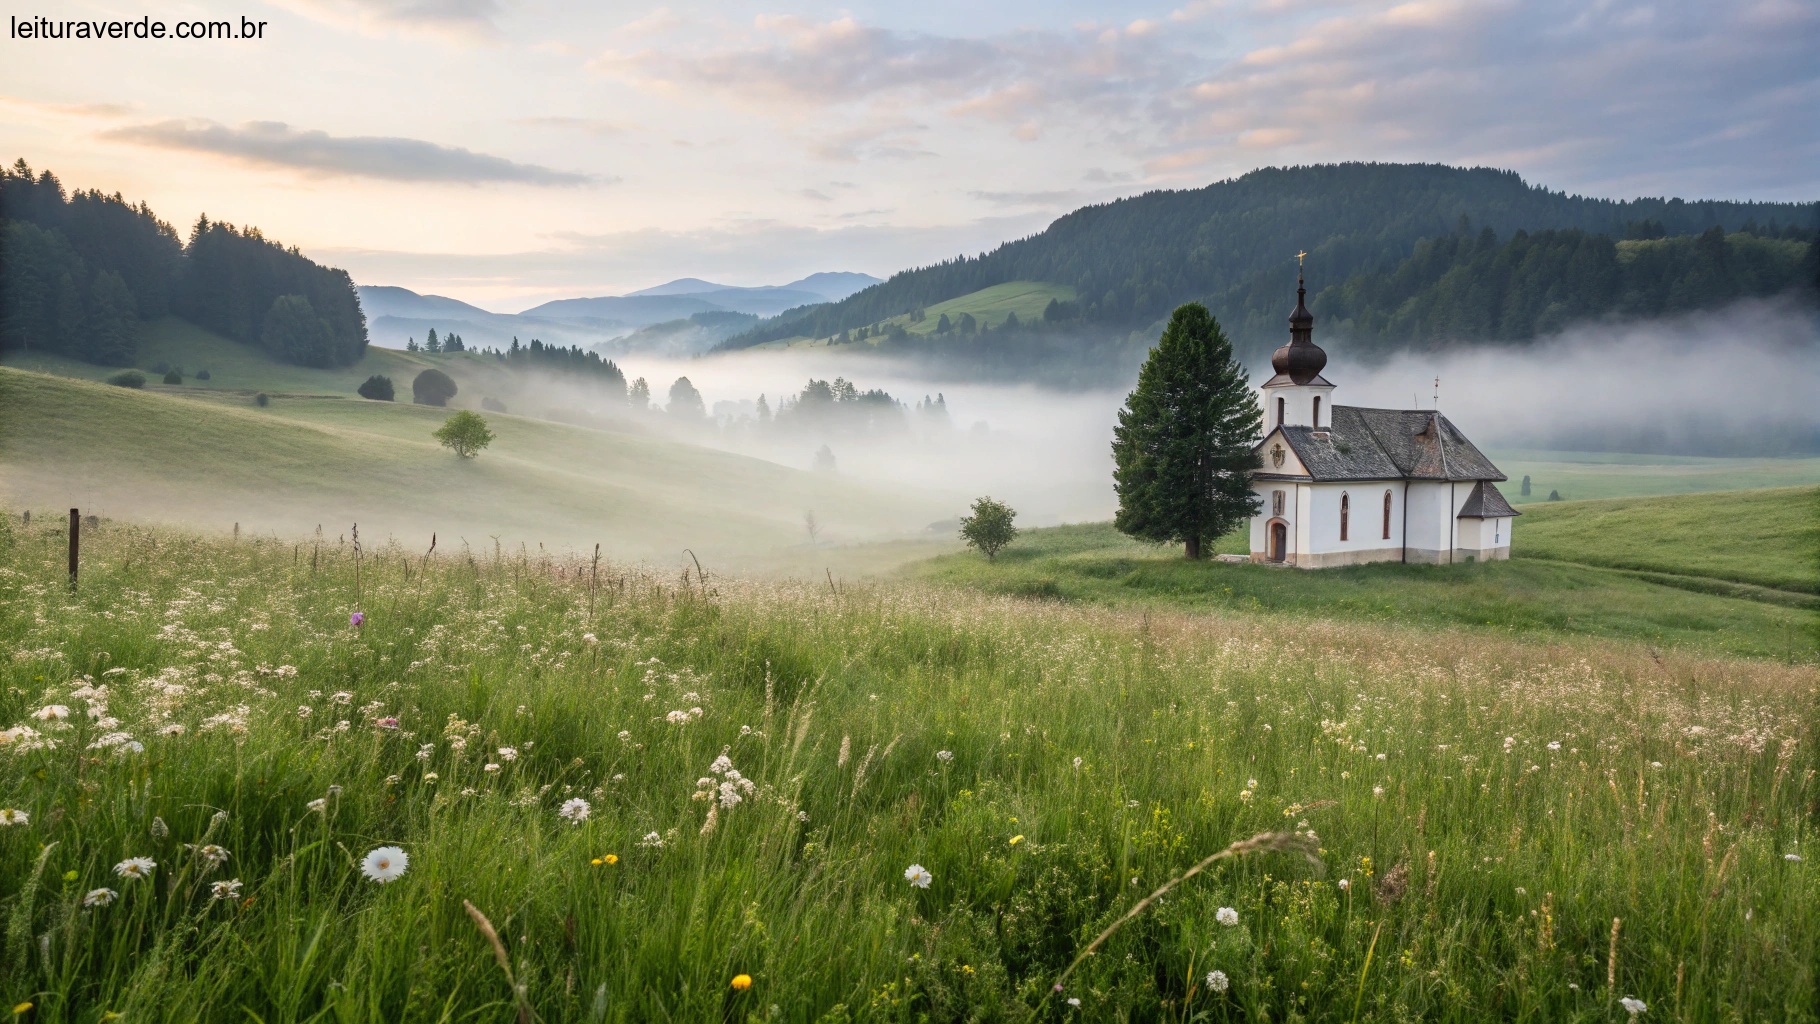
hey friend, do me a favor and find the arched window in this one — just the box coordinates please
[1313,396,1321,429]
[1276,396,1285,428]
[1382,490,1393,540]
[1340,492,1350,541]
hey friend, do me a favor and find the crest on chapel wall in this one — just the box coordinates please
[1270,443,1285,468]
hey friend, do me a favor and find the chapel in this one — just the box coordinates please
[1247,265,1517,567]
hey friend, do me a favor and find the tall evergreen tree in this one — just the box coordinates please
[1111,303,1261,559]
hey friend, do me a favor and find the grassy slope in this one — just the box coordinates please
[911,487,1817,660]
[0,522,1813,1021]
[1490,448,1820,504]
[0,316,519,402]
[771,281,1076,349]
[1515,485,1819,593]
[0,367,944,569]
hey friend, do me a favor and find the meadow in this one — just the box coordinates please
[0,367,945,571]
[915,486,1818,662]
[0,514,1814,1022]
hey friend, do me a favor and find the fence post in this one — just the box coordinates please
[68,507,80,591]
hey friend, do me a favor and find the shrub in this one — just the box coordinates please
[162,370,183,385]
[106,370,146,388]
[1548,489,1562,501]
[413,368,457,406]
[358,375,395,401]
[481,396,507,413]
[434,410,495,458]
[195,369,211,381]
[959,496,1019,561]
[254,392,270,407]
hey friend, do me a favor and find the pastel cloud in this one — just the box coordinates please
[101,120,599,186]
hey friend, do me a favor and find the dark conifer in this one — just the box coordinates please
[1111,303,1261,559]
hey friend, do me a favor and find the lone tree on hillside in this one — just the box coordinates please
[959,496,1019,561]
[1111,303,1262,559]
[413,368,457,406]
[667,376,706,420]
[434,410,494,458]
[358,374,395,401]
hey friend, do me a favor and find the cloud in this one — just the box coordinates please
[101,120,600,186]
[0,96,133,119]
[967,189,1084,207]
[269,0,502,42]
[515,116,629,138]
[1151,0,1820,198]
[592,15,1190,132]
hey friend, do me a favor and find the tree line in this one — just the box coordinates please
[0,160,368,368]
[720,163,1816,358]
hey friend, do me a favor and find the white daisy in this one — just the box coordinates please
[904,863,933,889]
[360,846,409,883]
[558,797,592,823]
[1206,970,1229,993]
[114,857,156,880]
[0,808,28,826]
[82,887,118,907]
[1216,906,1240,927]
[210,879,243,901]
[193,844,231,870]
[1620,997,1647,1016]
[33,705,70,720]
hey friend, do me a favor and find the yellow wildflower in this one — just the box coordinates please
[730,974,753,991]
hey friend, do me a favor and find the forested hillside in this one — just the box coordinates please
[722,164,1816,359]
[0,161,367,368]
[1314,225,1813,355]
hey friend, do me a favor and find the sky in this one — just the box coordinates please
[4,0,1816,311]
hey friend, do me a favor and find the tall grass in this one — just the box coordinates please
[1,517,1815,1021]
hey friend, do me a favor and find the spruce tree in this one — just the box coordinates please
[1111,303,1261,559]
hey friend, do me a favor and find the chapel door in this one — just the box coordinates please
[1270,523,1287,562]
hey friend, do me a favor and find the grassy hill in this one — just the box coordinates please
[0,316,524,402]
[912,486,1818,660]
[0,367,948,570]
[1516,485,1819,593]
[1491,449,1820,504]
[765,281,1076,349]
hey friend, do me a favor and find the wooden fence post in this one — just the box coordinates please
[68,507,80,591]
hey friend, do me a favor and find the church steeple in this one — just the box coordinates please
[1271,256,1327,385]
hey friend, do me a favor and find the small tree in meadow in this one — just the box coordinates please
[358,375,395,401]
[959,496,1018,561]
[434,411,494,459]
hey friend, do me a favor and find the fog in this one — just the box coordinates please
[592,298,1819,529]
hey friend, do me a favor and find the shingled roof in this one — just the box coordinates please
[1457,480,1520,518]
[1260,407,1506,483]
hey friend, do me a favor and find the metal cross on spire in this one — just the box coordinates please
[1295,250,1308,265]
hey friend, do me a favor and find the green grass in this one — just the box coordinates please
[777,282,1077,348]
[1490,448,1820,504]
[912,508,1815,660]
[0,367,945,570]
[0,316,519,401]
[1516,486,1819,594]
[0,518,1813,1022]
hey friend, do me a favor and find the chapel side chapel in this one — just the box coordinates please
[1248,267,1517,568]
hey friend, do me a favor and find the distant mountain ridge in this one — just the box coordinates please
[357,270,881,353]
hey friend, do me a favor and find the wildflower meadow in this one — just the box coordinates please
[0,517,1814,1021]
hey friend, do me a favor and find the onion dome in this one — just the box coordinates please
[1271,270,1326,384]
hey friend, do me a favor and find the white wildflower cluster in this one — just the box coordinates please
[558,797,591,823]
[696,750,757,809]
[638,830,665,849]
[665,707,705,725]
